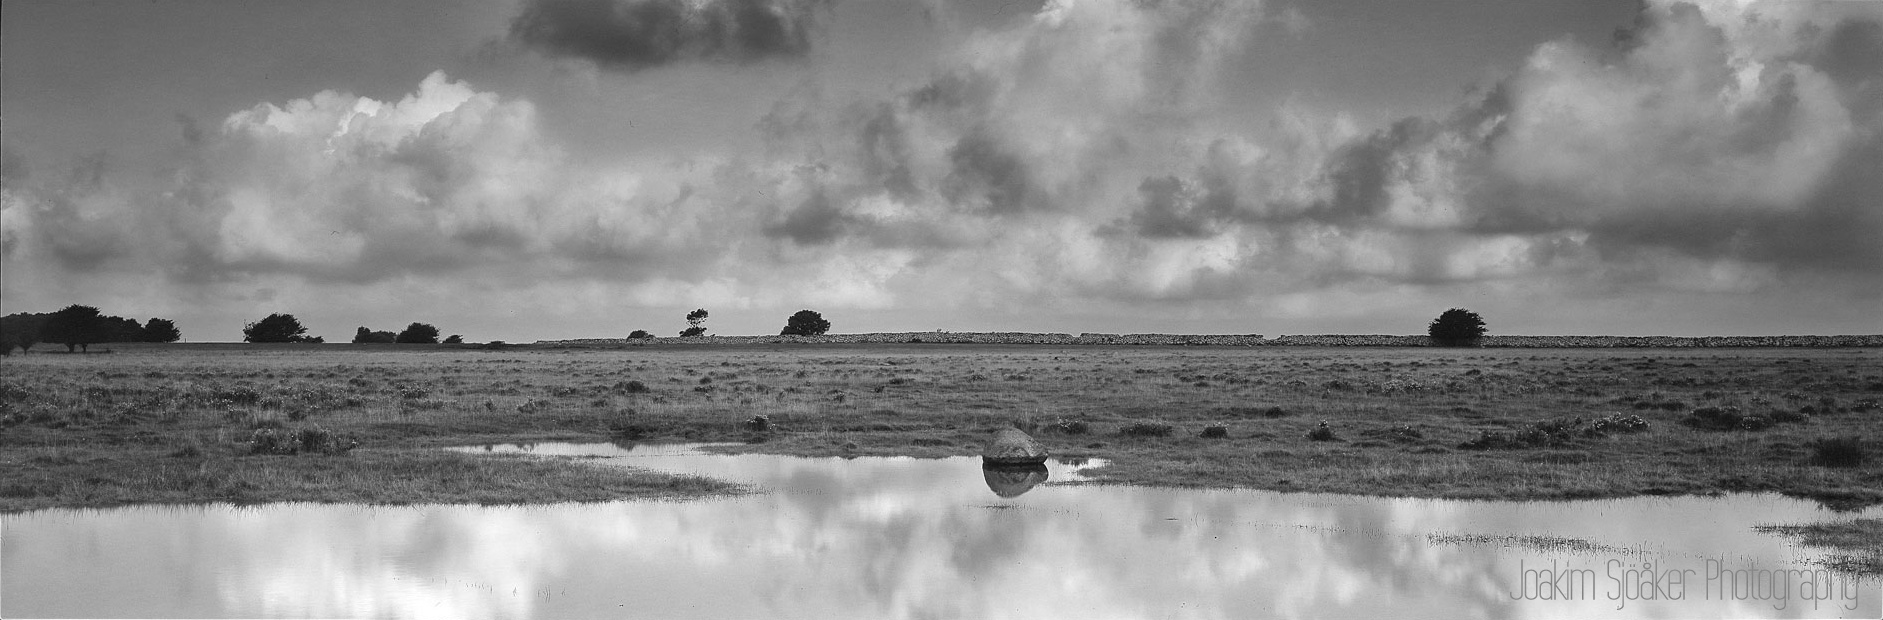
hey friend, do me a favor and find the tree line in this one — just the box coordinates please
[1,305,182,354]
[239,313,461,344]
[625,308,833,339]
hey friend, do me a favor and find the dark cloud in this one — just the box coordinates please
[1126,175,1237,238]
[942,130,1032,215]
[766,186,852,245]
[510,0,829,71]
[855,103,918,199]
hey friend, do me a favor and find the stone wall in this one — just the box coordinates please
[541,332,1883,348]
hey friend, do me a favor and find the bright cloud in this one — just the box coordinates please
[1,0,1877,338]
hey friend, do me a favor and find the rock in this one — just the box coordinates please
[983,428,1048,466]
[982,464,1049,498]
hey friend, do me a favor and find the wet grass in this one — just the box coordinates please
[1754,519,1883,575]
[1,343,1878,516]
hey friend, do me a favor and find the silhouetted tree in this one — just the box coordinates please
[244,313,314,343]
[679,308,709,337]
[142,318,182,343]
[443,334,463,344]
[780,309,831,336]
[352,327,396,343]
[43,305,105,352]
[628,330,653,339]
[0,313,46,353]
[1428,308,1487,346]
[396,322,440,344]
[100,316,145,343]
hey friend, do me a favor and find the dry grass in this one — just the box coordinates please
[1,342,1878,513]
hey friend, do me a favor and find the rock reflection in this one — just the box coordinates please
[982,464,1049,498]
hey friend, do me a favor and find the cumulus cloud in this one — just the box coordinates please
[510,0,831,71]
[3,0,1877,336]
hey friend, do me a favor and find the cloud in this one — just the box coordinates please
[510,0,830,71]
[3,0,1877,336]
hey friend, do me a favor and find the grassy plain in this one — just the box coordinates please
[2,343,1878,516]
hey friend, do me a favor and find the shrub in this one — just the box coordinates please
[1307,421,1338,441]
[614,380,650,394]
[628,330,653,339]
[247,426,357,455]
[1360,425,1424,442]
[744,414,773,432]
[1050,418,1090,435]
[1200,425,1229,439]
[1683,406,1794,431]
[1590,414,1650,434]
[1461,414,1648,450]
[1119,422,1174,437]
[1808,438,1866,468]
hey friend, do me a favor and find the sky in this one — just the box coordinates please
[2,0,1879,342]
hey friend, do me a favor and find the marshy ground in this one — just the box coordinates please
[3,343,1876,517]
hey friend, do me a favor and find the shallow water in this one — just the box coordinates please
[4,442,1877,619]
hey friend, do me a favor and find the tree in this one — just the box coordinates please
[141,318,181,343]
[244,313,314,343]
[396,322,440,344]
[780,309,831,336]
[352,327,396,344]
[1428,308,1487,346]
[0,313,46,353]
[43,305,105,352]
[443,334,463,344]
[627,330,653,339]
[679,308,709,337]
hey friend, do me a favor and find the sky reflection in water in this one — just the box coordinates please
[4,442,1878,619]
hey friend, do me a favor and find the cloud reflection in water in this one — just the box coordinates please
[3,443,1877,619]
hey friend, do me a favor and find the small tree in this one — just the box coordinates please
[628,330,653,339]
[43,305,105,352]
[244,313,313,343]
[780,310,831,336]
[443,334,463,344]
[142,318,182,343]
[680,308,709,337]
[396,322,441,344]
[1428,308,1487,346]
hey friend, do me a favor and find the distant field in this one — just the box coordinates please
[1,343,1878,513]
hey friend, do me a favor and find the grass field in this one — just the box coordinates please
[2,343,1878,515]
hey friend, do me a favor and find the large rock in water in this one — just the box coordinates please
[983,428,1049,466]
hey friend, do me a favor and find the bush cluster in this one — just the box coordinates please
[1118,422,1173,437]
[1460,414,1649,450]
[1050,418,1090,435]
[247,426,358,455]
[1683,406,1806,431]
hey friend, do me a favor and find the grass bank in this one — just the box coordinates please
[2,344,1877,515]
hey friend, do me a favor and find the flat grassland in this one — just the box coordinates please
[2,343,1878,515]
